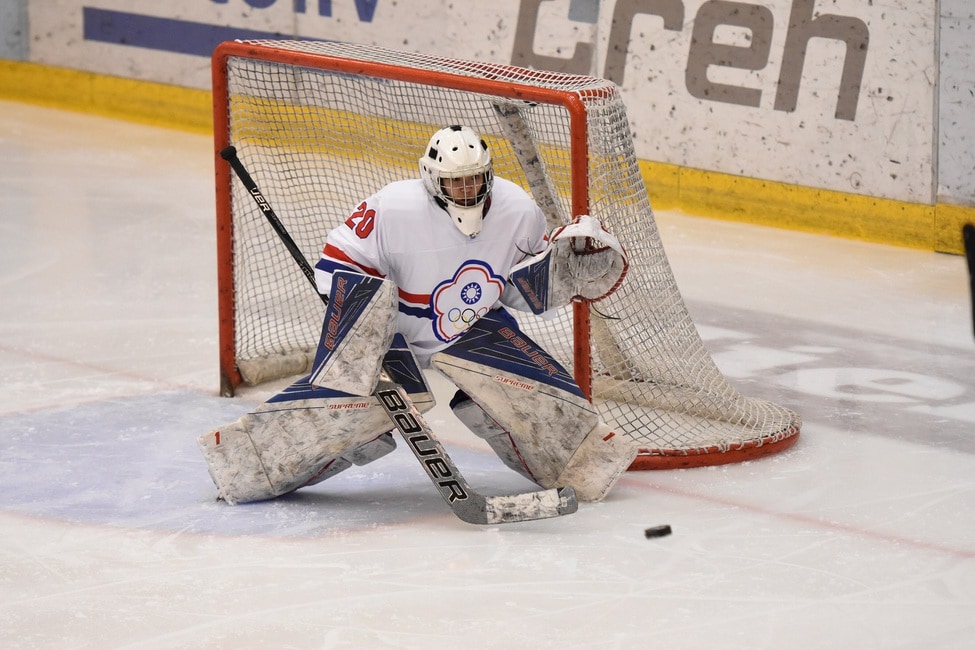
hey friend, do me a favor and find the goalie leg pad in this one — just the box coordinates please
[197,418,273,505]
[554,422,637,502]
[451,393,535,482]
[344,431,397,466]
[300,431,397,488]
[382,333,436,412]
[309,271,398,396]
[197,377,394,504]
[432,311,637,500]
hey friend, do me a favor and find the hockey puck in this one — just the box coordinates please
[644,525,672,538]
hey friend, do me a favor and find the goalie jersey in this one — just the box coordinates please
[314,177,548,367]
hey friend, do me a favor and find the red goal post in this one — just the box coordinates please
[212,40,800,470]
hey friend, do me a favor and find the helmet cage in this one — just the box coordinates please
[419,126,494,237]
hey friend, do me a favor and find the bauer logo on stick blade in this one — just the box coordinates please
[644,525,672,538]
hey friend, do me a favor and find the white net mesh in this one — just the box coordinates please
[215,40,800,468]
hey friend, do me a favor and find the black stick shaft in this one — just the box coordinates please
[221,146,325,304]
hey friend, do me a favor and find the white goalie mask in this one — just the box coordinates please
[419,125,494,238]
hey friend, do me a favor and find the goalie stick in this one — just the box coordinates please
[219,145,578,524]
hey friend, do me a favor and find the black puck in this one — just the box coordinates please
[644,525,672,538]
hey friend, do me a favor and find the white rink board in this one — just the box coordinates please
[593,0,936,204]
[26,0,526,90]
[938,0,975,203]
[25,0,940,204]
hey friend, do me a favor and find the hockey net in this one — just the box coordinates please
[213,40,800,469]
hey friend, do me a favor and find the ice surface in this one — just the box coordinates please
[1,100,973,649]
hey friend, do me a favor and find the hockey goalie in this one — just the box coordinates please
[198,125,637,508]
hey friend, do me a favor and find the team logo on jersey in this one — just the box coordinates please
[460,282,482,304]
[431,261,504,342]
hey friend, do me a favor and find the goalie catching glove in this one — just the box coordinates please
[508,215,627,315]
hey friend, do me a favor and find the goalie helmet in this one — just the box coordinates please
[419,125,494,238]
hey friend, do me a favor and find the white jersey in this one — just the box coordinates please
[315,177,547,367]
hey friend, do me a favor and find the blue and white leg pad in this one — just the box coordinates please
[310,271,397,396]
[431,310,636,501]
[197,377,395,504]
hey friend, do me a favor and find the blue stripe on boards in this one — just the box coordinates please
[82,7,291,57]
